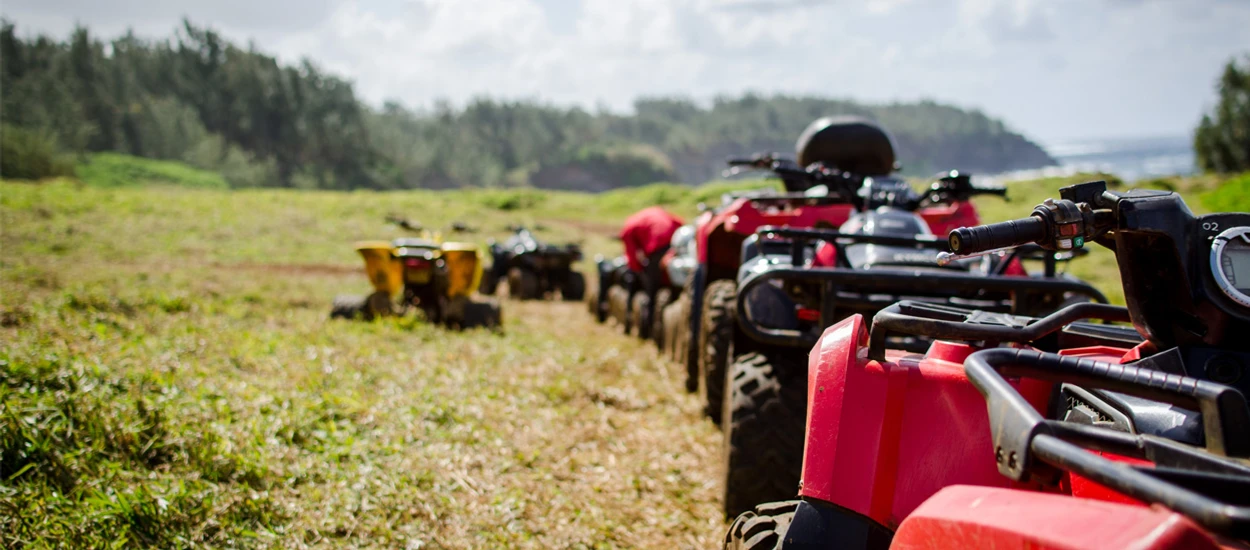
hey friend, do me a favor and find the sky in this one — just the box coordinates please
[3,0,1248,143]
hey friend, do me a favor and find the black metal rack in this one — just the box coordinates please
[734,226,1110,349]
[965,347,1250,540]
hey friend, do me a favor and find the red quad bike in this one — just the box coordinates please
[681,117,927,418]
[718,168,1106,518]
[725,180,1250,550]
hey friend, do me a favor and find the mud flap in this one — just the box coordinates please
[781,500,893,550]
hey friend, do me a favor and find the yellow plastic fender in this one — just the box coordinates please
[354,241,403,296]
[440,241,482,298]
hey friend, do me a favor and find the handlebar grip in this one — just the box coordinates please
[973,185,1007,197]
[948,215,1047,254]
[726,157,755,166]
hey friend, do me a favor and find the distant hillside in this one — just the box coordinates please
[0,20,1055,191]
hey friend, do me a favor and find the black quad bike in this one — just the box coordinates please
[724,182,1250,550]
[480,226,586,301]
[717,168,1107,518]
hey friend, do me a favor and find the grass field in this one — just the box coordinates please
[2,166,1246,548]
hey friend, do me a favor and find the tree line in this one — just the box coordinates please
[19,20,1239,191]
[1195,55,1250,174]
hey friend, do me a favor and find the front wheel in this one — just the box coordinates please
[723,500,799,550]
[699,279,737,425]
[723,351,807,519]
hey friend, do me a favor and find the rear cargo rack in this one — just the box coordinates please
[867,301,1131,361]
[735,226,1111,349]
[964,347,1250,540]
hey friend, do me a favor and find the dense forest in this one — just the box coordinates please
[0,20,1057,190]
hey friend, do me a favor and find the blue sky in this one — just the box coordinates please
[4,0,1249,142]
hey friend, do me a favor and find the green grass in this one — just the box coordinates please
[75,153,230,189]
[1202,172,1250,213]
[1,168,1245,547]
[0,178,728,548]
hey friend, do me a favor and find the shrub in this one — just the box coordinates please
[0,124,75,180]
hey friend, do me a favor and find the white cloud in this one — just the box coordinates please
[2,0,1248,140]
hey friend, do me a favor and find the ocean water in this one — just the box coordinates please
[988,135,1196,184]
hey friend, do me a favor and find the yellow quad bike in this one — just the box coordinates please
[331,226,502,330]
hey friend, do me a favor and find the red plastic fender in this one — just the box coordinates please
[891,485,1222,549]
[694,197,854,264]
[917,200,980,237]
[800,316,1051,529]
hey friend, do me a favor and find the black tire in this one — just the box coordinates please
[630,292,652,340]
[479,269,500,295]
[661,298,680,361]
[587,285,601,319]
[462,300,503,331]
[330,294,369,320]
[651,288,673,352]
[699,279,737,425]
[508,267,540,300]
[723,500,799,550]
[365,290,394,319]
[608,285,632,333]
[562,271,587,301]
[679,277,699,393]
[723,351,807,519]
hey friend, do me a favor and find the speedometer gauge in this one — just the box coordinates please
[1211,226,1250,308]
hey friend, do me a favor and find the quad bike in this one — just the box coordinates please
[480,226,585,301]
[593,255,638,332]
[683,117,1019,427]
[670,155,857,402]
[330,220,502,329]
[590,223,694,344]
[725,181,1250,549]
[716,168,1105,518]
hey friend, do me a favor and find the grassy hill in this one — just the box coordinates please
[2,163,1246,546]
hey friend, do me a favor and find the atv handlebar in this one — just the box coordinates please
[726,155,768,168]
[948,215,1048,255]
[970,185,1007,198]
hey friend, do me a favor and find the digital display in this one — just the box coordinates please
[1224,248,1250,292]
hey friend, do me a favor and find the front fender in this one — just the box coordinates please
[801,316,1052,529]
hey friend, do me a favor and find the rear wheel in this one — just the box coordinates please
[479,268,500,295]
[587,285,601,319]
[723,500,799,550]
[630,291,652,340]
[699,279,737,425]
[562,271,587,301]
[330,294,369,320]
[365,290,394,319]
[723,350,807,519]
[462,299,503,331]
[651,288,673,352]
[608,285,633,333]
[508,267,540,300]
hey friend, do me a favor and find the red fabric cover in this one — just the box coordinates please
[620,206,683,272]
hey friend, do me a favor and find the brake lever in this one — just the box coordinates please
[936,246,1015,266]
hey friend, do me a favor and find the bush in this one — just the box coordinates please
[1195,55,1250,173]
[75,153,229,189]
[0,125,75,180]
[1202,172,1250,212]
